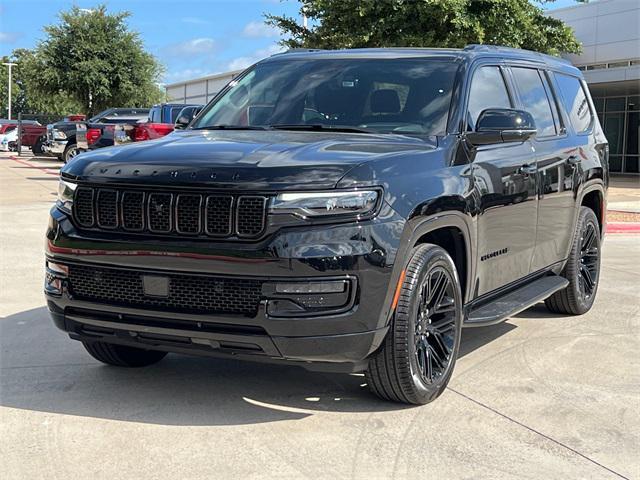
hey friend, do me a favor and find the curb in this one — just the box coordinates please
[607,222,640,234]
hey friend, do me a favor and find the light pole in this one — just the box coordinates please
[2,62,17,119]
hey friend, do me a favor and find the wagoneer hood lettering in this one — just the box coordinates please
[61,130,437,189]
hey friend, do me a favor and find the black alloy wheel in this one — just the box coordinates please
[414,266,457,385]
[577,220,599,300]
[366,244,463,405]
[545,206,601,315]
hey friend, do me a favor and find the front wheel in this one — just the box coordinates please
[365,244,463,405]
[545,206,601,315]
[62,142,79,163]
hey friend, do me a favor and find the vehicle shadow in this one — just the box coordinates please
[0,306,514,426]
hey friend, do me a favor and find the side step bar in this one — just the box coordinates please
[465,276,569,327]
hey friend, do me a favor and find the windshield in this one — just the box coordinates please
[192,58,459,136]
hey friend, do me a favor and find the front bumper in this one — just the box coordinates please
[45,204,405,371]
[43,139,67,155]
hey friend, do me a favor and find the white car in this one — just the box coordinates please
[0,127,18,152]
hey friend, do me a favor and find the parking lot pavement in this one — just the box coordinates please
[1,151,638,480]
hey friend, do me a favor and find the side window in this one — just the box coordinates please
[467,66,512,129]
[149,107,161,123]
[511,67,557,137]
[554,73,594,133]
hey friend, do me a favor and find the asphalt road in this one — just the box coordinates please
[1,152,638,480]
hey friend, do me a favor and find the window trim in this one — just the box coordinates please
[508,65,564,141]
[463,62,516,132]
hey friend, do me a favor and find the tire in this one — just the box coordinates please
[62,142,79,163]
[82,341,167,367]
[545,206,601,315]
[32,137,45,155]
[365,244,463,405]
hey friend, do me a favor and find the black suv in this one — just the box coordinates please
[45,46,608,404]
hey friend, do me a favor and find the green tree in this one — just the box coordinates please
[266,0,581,55]
[3,49,83,116]
[32,5,164,116]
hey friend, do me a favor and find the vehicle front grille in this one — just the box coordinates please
[72,186,268,239]
[67,264,263,316]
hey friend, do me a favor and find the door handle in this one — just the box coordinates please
[518,164,537,175]
[567,155,581,166]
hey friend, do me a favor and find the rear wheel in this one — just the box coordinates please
[82,341,168,367]
[365,244,463,405]
[545,206,601,315]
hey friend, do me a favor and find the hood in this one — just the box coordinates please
[61,129,437,190]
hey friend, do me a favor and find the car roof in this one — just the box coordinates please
[263,45,581,76]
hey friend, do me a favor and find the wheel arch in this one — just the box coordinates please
[579,181,606,236]
[377,211,475,331]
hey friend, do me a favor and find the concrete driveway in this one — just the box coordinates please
[1,152,638,479]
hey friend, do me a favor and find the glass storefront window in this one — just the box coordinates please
[627,112,639,155]
[593,97,605,113]
[604,112,625,155]
[606,97,626,112]
[626,157,639,173]
[628,97,639,111]
[609,156,623,172]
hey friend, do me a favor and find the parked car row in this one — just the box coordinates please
[5,103,203,161]
[0,119,42,152]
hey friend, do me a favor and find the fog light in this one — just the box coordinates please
[45,261,68,296]
[274,281,346,294]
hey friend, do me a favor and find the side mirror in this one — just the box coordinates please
[175,115,190,129]
[466,108,537,146]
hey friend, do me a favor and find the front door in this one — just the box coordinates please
[466,65,539,296]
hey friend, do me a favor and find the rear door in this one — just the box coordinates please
[468,64,539,296]
[509,66,579,271]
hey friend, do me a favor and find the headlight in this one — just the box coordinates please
[57,179,76,213]
[269,190,379,220]
[53,129,67,140]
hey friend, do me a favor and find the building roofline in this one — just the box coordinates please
[165,69,243,88]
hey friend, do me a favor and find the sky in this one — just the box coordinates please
[0,0,583,86]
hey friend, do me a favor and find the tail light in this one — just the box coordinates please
[86,128,101,146]
[133,123,174,142]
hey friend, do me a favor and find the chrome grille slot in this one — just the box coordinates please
[176,194,202,234]
[121,191,145,231]
[73,187,94,227]
[72,186,268,239]
[96,189,118,229]
[148,193,173,233]
[205,195,233,236]
[237,196,267,237]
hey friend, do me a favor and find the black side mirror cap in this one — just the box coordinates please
[466,108,537,146]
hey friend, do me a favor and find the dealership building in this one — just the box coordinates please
[166,0,639,175]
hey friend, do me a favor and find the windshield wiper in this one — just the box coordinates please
[270,124,374,134]
[192,125,270,131]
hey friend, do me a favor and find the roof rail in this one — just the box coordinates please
[271,48,327,56]
[463,44,572,65]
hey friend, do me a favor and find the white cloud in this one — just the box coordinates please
[0,32,22,43]
[165,38,217,57]
[181,17,211,25]
[226,44,285,71]
[242,21,279,38]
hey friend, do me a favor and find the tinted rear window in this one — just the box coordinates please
[554,73,593,133]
